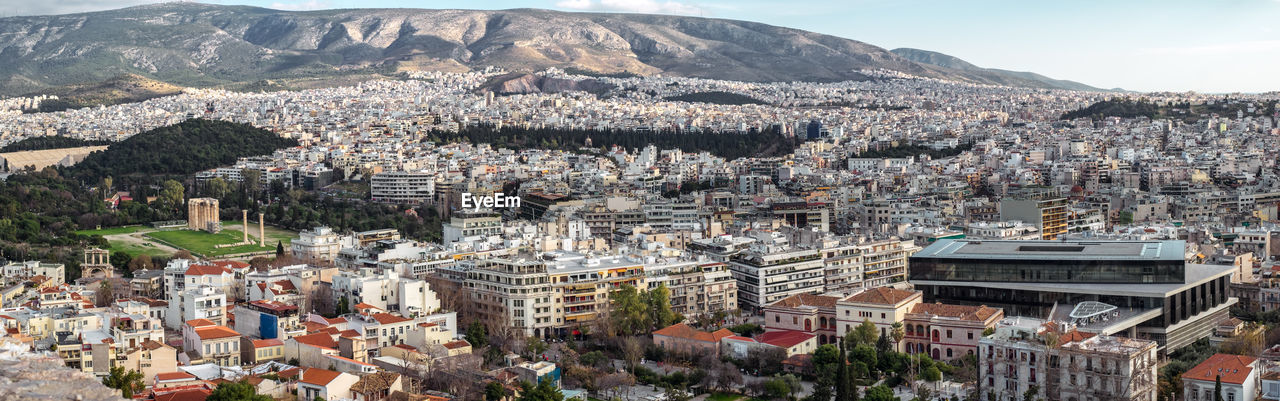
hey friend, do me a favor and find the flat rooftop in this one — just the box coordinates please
[915,239,1185,262]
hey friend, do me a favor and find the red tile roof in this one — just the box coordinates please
[156,372,198,382]
[652,323,735,344]
[1182,354,1257,385]
[443,340,471,350]
[770,293,840,309]
[300,368,343,386]
[185,264,230,276]
[291,332,338,349]
[756,330,815,349]
[185,319,216,328]
[194,326,240,340]
[154,388,211,401]
[908,303,1002,322]
[371,313,412,325]
[252,338,284,348]
[843,287,921,305]
[209,261,250,270]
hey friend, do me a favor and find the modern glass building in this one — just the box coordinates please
[910,239,1235,353]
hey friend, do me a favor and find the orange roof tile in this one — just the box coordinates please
[652,323,735,343]
[300,368,343,386]
[757,330,815,349]
[155,388,211,401]
[843,287,921,305]
[770,293,839,309]
[371,313,412,325]
[185,264,230,276]
[156,372,198,382]
[194,326,240,340]
[291,332,338,349]
[186,319,217,328]
[908,303,1002,322]
[1182,354,1257,385]
[252,338,284,348]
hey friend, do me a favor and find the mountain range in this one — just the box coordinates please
[0,3,1103,105]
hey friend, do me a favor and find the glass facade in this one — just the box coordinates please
[909,257,1184,284]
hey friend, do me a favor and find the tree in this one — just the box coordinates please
[276,241,285,257]
[127,254,153,272]
[610,284,649,335]
[876,331,893,355]
[518,377,563,401]
[101,366,145,398]
[158,179,185,216]
[242,168,263,201]
[1215,375,1224,401]
[206,381,272,401]
[1022,385,1039,401]
[890,322,905,348]
[173,249,193,260]
[466,321,489,348]
[485,381,508,401]
[646,284,676,329]
[851,319,879,347]
[526,336,548,359]
[335,296,350,316]
[763,376,792,400]
[836,347,854,401]
[921,365,942,382]
[622,336,644,370]
[208,177,229,200]
[864,385,898,401]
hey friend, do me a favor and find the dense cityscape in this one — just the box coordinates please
[2,5,1280,401]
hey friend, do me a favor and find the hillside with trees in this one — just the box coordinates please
[1060,98,1160,121]
[663,91,767,106]
[65,118,297,181]
[852,143,972,159]
[427,125,796,160]
[0,136,112,152]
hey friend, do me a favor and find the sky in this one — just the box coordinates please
[1,0,1277,93]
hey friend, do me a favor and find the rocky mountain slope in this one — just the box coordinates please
[0,343,123,401]
[890,48,1103,92]
[0,3,1101,98]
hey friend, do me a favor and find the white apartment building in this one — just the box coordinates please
[442,214,503,245]
[331,269,441,318]
[166,286,227,330]
[644,260,738,318]
[728,239,825,310]
[371,171,435,203]
[292,226,342,263]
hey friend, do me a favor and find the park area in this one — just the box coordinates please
[76,222,295,259]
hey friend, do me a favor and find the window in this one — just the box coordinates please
[968,332,974,340]
[775,315,781,323]
[946,349,953,358]
[946,329,953,338]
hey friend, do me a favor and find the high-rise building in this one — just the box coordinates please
[999,189,1068,240]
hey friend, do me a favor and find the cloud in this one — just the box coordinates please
[554,0,706,16]
[267,0,331,11]
[0,0,164,17]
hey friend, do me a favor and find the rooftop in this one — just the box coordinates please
[915,239,1185,262]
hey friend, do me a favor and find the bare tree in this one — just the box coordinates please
[598,372,636,400]
[622,337,644,370]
